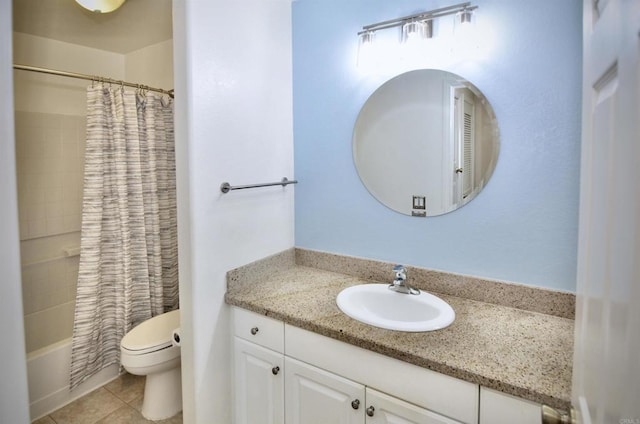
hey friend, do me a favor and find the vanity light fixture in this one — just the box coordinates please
[357,2,478,66]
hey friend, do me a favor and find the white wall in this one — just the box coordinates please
[0,1,31,422]
[173,1,294,422]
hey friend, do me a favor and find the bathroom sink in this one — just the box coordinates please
[336,284,455,332]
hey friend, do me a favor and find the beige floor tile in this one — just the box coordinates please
[126,396,182,423]
[32,416,55,424]
[94,405,152,424]
[155,411,183,424]
[104,372,145,403]
[128,395,143,412]
[49,387,125,424]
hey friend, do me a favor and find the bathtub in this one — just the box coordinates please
[27,338,120,421]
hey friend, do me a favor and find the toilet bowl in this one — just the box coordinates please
[120,309,182,420]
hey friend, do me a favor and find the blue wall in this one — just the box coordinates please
[292,0,582,292]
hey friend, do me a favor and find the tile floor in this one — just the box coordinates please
[32,373,183,424]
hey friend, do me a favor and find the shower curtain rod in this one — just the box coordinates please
[13,64,175,98]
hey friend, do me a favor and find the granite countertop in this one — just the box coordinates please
[225,264,574,411]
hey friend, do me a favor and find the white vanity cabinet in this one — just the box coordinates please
[233,307,542,424]
[233,308,285,424]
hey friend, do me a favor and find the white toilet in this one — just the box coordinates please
[120,309,182,420]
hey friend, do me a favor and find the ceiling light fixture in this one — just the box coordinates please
[75,0,126,14]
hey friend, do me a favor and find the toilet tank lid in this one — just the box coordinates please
[121,309,180,351]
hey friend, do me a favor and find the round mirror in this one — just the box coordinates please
[353,69,499,217]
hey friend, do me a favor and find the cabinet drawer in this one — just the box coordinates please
[233,307,284,353]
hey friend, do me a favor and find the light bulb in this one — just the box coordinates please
[401,20,432,67]
[357,31,377,70]
[453,8,477,55]
[402,21,427,45]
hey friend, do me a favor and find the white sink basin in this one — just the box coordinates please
[336,284,455,332]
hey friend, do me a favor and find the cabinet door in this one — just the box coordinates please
[285,357,364,424]
[365,388,462,424]
[234,337,284,424]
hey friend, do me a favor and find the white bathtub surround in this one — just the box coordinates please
[27,338,120,420]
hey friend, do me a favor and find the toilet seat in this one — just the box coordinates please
[122,342,172,355]
[121,309,180,355]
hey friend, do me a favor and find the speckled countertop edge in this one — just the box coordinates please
[226,249,574,411]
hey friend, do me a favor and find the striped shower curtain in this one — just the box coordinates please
[70,83,179,389]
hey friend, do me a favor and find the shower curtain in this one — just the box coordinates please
[70,83,179,389]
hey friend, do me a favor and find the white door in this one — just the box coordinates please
[285,357,364,424]
[365,388,462,424]
[573,0,640,423]
[233,337,284,424]
[452,87,476,208]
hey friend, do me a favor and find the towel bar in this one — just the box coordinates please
[220,177,297,193]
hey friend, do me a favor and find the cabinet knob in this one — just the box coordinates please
[250,327,259,335]
[366,406,375,417]
[272,366,280,375]
[351,399,360,410]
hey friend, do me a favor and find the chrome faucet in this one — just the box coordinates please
[388,265,420,295]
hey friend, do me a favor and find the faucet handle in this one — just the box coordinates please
[393,265,406,281]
